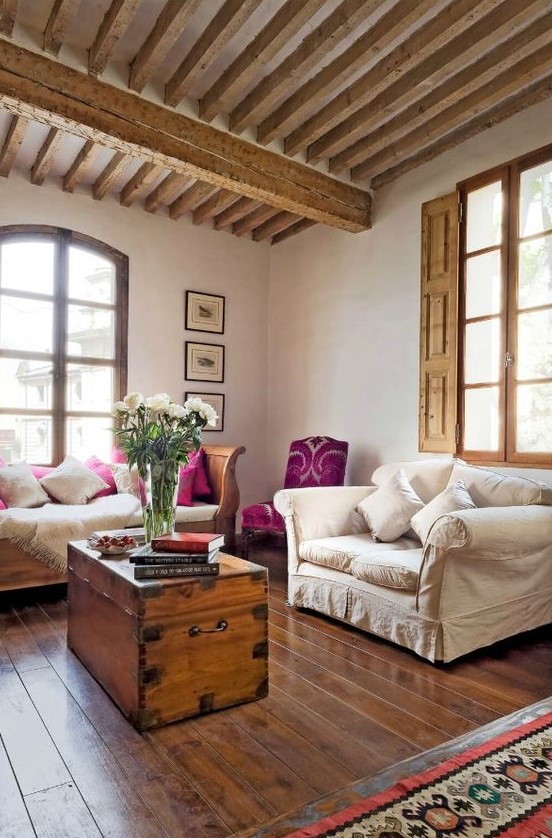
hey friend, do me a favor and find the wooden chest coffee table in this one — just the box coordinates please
[67,541,268,731]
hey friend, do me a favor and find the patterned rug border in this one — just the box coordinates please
[235,698,552,838]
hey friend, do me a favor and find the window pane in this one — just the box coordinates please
[66,364,114,411]
[0,297,54,352]
[0,414,52,463]
[518,236,552,309]
[517,309,552,380]
[68,246,116,304]
[66,416,113,462]
[67,305,115,359]
[464,319,501,383]
[466,181,502,253]
[0,357,53,408]
[519,158,552,237]
[464,387,499,450]
[0,241,55,294]
[516,383,552,452]
[465,251,501,318]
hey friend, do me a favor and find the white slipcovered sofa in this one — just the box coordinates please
[274,459,552,663]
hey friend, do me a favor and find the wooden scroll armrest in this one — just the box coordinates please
[202,444,246,543]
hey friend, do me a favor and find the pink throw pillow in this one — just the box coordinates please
[31,465,54,479]
[0,499,6,510]
[177,466,196,506]
[85,455,117,498]
[111,446,127,464]
[190,449,211,497]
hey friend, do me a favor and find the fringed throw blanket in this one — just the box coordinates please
[0,494,141,572]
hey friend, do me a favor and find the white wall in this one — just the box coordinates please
[0,172,271,509]
[268,98,552,490]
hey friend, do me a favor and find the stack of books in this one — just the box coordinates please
[129,532,225,579]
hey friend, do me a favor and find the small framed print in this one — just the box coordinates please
[185,341,225,382]
[185,392,224,432]
[186,290,225,334]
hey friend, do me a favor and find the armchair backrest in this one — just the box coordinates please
[283,436,348,490]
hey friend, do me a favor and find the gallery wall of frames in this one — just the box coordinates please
[184,291,225,431]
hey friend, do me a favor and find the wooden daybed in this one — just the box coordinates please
[0,444,245,593]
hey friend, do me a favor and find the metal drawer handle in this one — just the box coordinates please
[188,619,228,637]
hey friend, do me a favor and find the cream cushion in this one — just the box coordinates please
[0,462,50,508]
[299,533,421,572]
[40,455,109,504]
[371,459,454,503]
[356,468,424,542]
[448,462,552,507]
[411,479,476,543]
[350,548,422,591]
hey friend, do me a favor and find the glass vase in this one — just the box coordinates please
[142,460,180,544]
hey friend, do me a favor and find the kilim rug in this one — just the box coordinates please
[282,712,552,838]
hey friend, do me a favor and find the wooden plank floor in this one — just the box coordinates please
[0,537,551,837]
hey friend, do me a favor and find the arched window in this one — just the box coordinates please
[0,226,128,465]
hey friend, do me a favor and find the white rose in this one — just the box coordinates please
[188,399,217,426]
[123,392,144,410]
[184,397,203,414]
[146,392,171,412]
[112,400,127,414]
[166,403,186,419]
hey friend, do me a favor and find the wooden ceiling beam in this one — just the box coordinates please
[0,112,27,176]
[43,0,81,56]
[370,72,552,190]
[0,39,371,231]
[165,0,259,107]
[0,1,17,37]
[332,10,552,174]
[257,0,448,146]
[309,0,545,165]
[120,162,164,206]
[192,188,240,225]
[93,150,129,199]
[129,0,202,93]
[362,52,552,186]
[271,218,316,245]
[145,171,190,213]
[199,0,326,123]
[89,0,141,76]
[169,180,217,220]
[232,205,279,237]
[62,138,98,192]
[213,196,259,229]
[229,0,382,135]
[31,126,62,185]
[252,211,299,242]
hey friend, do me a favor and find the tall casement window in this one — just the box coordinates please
[0,226,128,465]
[419,143,552,468]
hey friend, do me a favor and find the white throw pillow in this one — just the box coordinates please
[448,462,552,507]
[355,469,424,542]
[111,463,144,501]
[0,462,50,508]
[371,459,454,503]
[411,479,476,544]
[40,455,109,504]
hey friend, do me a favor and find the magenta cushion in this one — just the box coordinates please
[241,501,285,533]
[177,466,196,506]
[85,455,117,498]
[0,499,6,510]
[111,446,127,464]
[190,449,211,497]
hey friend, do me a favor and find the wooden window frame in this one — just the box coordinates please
[0,225,128,465]
[457,142,552,468]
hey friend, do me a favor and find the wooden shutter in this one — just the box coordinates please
[419,193,459,453]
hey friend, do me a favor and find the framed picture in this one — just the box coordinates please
[185,290,225,334]
[185,392,225,432]
[185,341,225,382]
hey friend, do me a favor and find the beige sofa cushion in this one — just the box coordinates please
[350,548,422,591]
[448,462,552,507]
[356,468,424,542]
[371,459,454,503]
[0,462,50,508]
[40,455,109,505]
[411,480,476,543]
[299,533,421,573]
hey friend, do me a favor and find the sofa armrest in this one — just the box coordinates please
[426,504,552,557]
[417,504,552,621]
[202,445,245,542]
[275,486,372,573]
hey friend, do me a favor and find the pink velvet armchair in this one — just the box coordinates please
[241,436,349,559]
